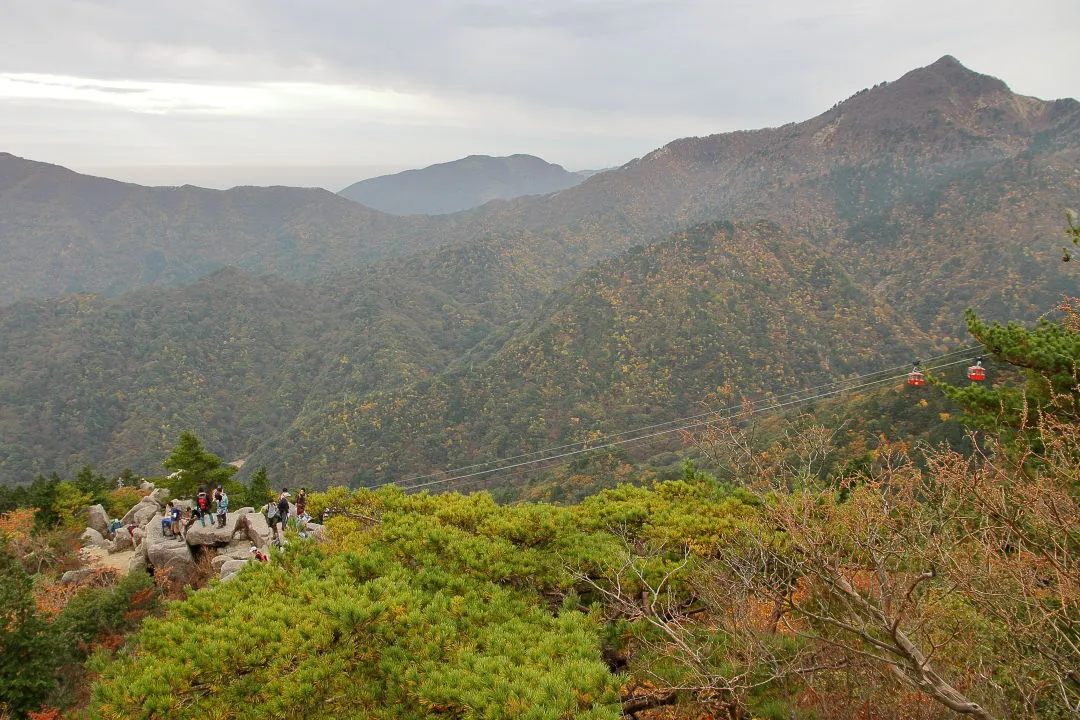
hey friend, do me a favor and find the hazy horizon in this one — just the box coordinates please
[3,1,1078,189]
[73,163,418,191]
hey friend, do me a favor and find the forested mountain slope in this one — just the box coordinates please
[245,221,925,487]
[0,154,441,304]
[0,221,924,486]
[338,154,585,215]
[0,223,593,482]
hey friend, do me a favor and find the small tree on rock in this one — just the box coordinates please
[162,431,236,499]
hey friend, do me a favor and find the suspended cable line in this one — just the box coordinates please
[371,351,979,496]
[370,344,982,490]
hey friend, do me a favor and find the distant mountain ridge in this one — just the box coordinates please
[0,153,443,304]
[338,154,586,215]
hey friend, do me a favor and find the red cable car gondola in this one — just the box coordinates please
[966,358,986,381]
[907,360,925,387]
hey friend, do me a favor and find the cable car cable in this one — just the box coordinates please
[389,356,975,495]
[371,345,983,490]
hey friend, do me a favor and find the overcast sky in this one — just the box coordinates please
[2,0,1078,190]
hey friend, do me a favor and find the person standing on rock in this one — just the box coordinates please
[295,488,307,521]
[196,487,211,526]
[264,496,282,542]
[277,489,291,532]
[215,486,229,528]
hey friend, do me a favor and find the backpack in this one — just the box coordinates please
[266,501,279,520]
[197,492,208,510]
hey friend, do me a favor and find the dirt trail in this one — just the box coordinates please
[79,545,134,575]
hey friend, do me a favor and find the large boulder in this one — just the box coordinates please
[139,480,155,491]
[235,513,272,547]
[121,498,160,527]
[210,542,256,571]
[147,541,196,584]
[86,504,111,537]
[80,527,111,550]
[109,529,135,553]
[184,510,257,547]
[143,513,196,583]
[149,488,171,505]
[302,522,327,540]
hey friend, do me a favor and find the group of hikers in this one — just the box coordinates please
[157,486,309,544]
[159,485,229,539]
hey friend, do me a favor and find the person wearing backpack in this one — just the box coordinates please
[195,488,210,526]
[264,495,282,541]
[276,490,291,534]
[169,503,184,541]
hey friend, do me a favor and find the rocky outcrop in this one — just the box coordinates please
[143,513,195,583]
[86,504,111,537]
[235,512,272,547]
[80,527,111,550]
[149,488,171,505]
[121,498,160,527]
[184,509,252,546]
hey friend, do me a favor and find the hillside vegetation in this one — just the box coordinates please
[76,305,1080,719]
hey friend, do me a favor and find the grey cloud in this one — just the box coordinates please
[4,0,1078,121]
[2,0,1079,186]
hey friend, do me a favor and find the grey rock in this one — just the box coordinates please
[236,513,272,547]
[149,488,171,505]
[61,568,93,585]
[109,530,135,553]
[129,550,147,574]
[80,527,110,550]
[86,504,111,537]
[219,558,250,581]
[121,498,159,527]
[139,480,155,491]
[184,511,251,547]
[146,537,195,584]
